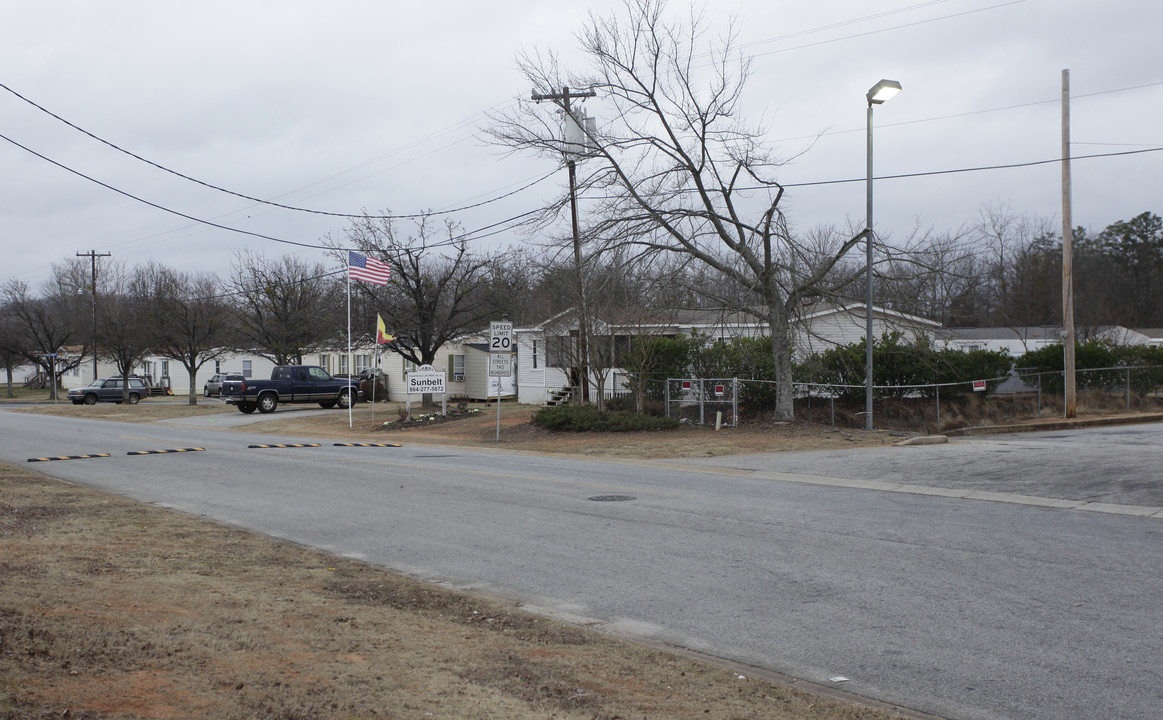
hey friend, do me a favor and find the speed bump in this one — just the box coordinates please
[127,448,206,456]
[333,442,402,448]
[28,453,111,463]
[247,443,322,449]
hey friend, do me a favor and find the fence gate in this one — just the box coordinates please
[665,378,739,427]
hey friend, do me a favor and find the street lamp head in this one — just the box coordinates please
[867,79,902,106]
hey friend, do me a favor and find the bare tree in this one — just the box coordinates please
[0,303,25,398]
[93,262,156,402]
[2,264,90,394]
[133,263,232,406]
[488,0,867,419]
[339,214,502,368]
[229,252,339,365]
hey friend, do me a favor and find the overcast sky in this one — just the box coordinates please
[2,0,1160,289]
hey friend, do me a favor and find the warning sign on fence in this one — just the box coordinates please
[973,380,987,392]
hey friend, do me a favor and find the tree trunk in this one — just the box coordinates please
[188,367,198,405]
[766,305,795,421]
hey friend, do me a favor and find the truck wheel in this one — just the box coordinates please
[318,401,336,409]
[84,394,98,406]
[336,389,352,410]
[257,393,278,414]
[238,402,257,414]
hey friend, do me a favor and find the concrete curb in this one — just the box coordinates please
[944,413,1163,437]
[896,435,948,446]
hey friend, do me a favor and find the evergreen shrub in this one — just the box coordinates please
[532,404,680,432]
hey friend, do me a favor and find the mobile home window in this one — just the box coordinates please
[242,360,253,378]
[447,354,464,382]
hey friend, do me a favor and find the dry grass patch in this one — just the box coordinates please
[245,402,904,458]
[9,400,234,423]
[0,464,911,720]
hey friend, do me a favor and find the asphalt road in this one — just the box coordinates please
[672,422,1163,508]
[1,410,1159,720]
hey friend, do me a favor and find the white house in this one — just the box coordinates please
[941,327,1064,357]
[304,341,513,403]
[58,350,277,397]
[513,304,942,406]
[942,325,1163,359]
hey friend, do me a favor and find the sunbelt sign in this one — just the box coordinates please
[406,364,446,395]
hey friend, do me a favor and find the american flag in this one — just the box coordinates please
[348,251,391,285]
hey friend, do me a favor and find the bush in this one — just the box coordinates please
[795,331,1013,399]
[687,334,780,408]
[603,396,636,412]
[532,404,680,432]
[1018,341,1163,394]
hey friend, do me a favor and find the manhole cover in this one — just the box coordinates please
[587,495,636,502]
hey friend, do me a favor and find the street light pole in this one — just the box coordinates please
[864,79,901,432]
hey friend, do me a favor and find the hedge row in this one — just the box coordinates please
[532,404,680,432]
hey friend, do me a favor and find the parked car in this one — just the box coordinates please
[204,373,244,397]
[68,377,150,405]
[221,365,361,413]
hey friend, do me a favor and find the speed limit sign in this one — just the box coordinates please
[489,320,513,377]
[490,320,513,352]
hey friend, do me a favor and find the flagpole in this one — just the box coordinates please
[347,264,353,429]
[371,344,378,423]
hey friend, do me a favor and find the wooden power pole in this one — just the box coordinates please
[532,86,597,403]
[76,250,111,382]
[1061,70,1077,418]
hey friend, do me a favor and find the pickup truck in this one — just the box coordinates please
[221,365,362,414]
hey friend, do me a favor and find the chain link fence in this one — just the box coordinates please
[797,365,1163,432]
[610,366,1163,433]
[663,378,740,427]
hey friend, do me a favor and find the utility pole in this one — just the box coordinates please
[1060,70,1077,418]
[532,86,597,403]
[76,250,111,382]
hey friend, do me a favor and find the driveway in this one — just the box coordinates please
[666,422,1163,509]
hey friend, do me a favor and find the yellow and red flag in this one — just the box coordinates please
[376,314,395,344]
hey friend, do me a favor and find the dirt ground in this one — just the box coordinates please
[240,400,906,457]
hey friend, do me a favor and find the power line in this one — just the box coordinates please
[0,81,550,220]
[578,147,1163,200]
[5,108,1158,265]
[782,147,1163,189]
[0,131,327,250]
[748,0,1027,60]
[774,80,1163,144]
[0,130,540,254]
[738,0,959,51]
